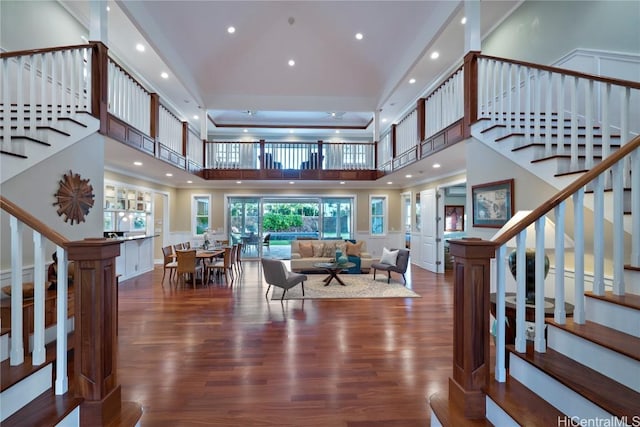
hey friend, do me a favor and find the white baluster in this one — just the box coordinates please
[69,50,77,117]
[593,174,605,295]
[495,244,507,382]
[515,230,527,353]
[32,231,46,365]
[10,216,25,365]
[632,147,640,267]
[55,246,68,394]
[621,87,630,187]
[16,56,25,135]
[556,74,566,155]
[29,55,37,138]
[602,84,611,188]
[60,50,67,115]
[612,161,625,295]
[573,189,586,323]
[554,203,567,323]
[544,71,553,156]
[584,79,594,168]
[2,59,11,152]
[570,76,578,171]
[50,51,57,125]
[534,217,546,353]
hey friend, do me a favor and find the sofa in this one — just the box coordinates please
[290,239,372,273]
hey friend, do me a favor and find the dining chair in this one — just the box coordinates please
[205,247,233,284]
[161,246,177,285]
[173,243,185,253]
[183,241,191,249]
[176,249,203,288]
[235,242,243,271]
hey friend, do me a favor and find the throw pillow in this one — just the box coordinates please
[335,241,347,255]
[346,241,363,257]
[298,241,314,257]
[380,247,399,266]
[323,244,336,258]
[312,242,325,257]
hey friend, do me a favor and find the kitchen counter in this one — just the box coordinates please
[107,234,158,281]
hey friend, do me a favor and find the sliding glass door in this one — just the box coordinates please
[228,196,354,259]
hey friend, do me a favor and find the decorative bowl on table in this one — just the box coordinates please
[337,255,349,265]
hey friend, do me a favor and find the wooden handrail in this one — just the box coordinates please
[478,54,640,90]
[424,63,465,102]
[0,43,91,59]
[492,134,640,246]
[0,196,69,247]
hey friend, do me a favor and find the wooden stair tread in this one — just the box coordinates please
[547,319,640,361]
[429,391,492,427]
[1,389,83,427]
[507,345,640,419]
[585,290,640,310]
[485,376,564,427]
[512,142,620,151]
[105,401,144,427]
[1,332,73,391]
[0,135,51,146]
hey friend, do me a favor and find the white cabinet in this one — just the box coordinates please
[115,237,156,281]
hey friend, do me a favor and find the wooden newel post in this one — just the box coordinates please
[67,238,122,425]
[447,238,496,419]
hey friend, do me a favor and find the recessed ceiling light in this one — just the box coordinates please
[193,115,199,120]
[227,26,236,34]
[382,118,387,123]
[165,173,173,177]
[433,163,441,169]
[289,181,295,184]
[289,129,294,134]
[405,174,412,178]
[335,130,340,134]
[461,17,467,25]
[243,129,248,133]
[430,51,440,60]
[387,181,393,185]
[409,78,416,84]
[340,181,346,185]
[355,32,363,40]
[236,181,242,184]
[187,180,193,184]
[288,59,295,67]
[135,43,145,52]
[106,6,110,11]
[161,72,169,79]
[133,161,143,166]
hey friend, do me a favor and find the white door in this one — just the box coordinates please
[420,189,438,272]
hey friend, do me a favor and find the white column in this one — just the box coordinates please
[464,0,481,53]
[90,0,108,43]
[10,216,24,365]
[32,231,46,365]
[55,246,69,394]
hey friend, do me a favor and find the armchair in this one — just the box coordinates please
[372,248,410,284]
[261,258,307,301]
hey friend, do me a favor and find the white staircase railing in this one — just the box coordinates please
[108,58,151,136]
[1,196,71,395]
[0,45,93,156]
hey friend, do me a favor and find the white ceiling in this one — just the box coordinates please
[61,0,519,188]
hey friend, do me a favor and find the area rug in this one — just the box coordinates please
[270,273,420,300]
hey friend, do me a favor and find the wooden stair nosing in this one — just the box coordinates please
[547,318,640,361]
[585,290,640,311]
[511,142,621,152]
[0,135,51,146]
[4,116,89,128]
[496,132,620,143]
[624,265,640,272]
[1,331,74,392]
[0,124,71,137]
[0,150,28,159]
[507,344,640,419]
[428,391,493,427]
[531,153,603,163]
[1,389,83,427]
[485,376,565,427]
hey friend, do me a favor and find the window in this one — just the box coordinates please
[370,195,387,236]
[192,195,210,236]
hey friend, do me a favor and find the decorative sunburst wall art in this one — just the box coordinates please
[54,170,95,225]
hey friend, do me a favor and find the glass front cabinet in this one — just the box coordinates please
[104,183,152,235]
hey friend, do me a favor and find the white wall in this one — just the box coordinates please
[1,133,105,271]
[482,1,640,68]
[0,0,87,52]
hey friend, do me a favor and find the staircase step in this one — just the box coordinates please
[495,132,620,143]
[508,344,640,421]
[0,135,51,146]
[429,391,492,427]
[485,376,564,427]
[0,124,71,137]
[1,389,82,427]
[0,150,27,159]
[549,318,640,361]
[585,291,640,338]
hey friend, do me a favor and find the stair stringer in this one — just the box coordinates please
[471,122,634,235]
[0,114,99,184]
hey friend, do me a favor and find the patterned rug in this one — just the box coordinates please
[270,273,420,300]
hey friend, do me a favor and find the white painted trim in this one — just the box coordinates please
[0,363,52,421]
[485,396,519,427]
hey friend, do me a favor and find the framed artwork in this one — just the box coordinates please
[472,179,514,228]
[444,205,464,231]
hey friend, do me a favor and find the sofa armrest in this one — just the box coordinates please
[291,253,302,260]
[360,252,372,259]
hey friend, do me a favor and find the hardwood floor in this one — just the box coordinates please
[117,261,456,426]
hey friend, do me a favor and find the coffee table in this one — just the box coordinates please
[314,262,356,286]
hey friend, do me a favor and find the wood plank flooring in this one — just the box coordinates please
[116,261,456,426]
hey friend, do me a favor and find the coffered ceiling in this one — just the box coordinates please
[60,0,520,187]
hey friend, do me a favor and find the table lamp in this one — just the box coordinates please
[492,211,574,304]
